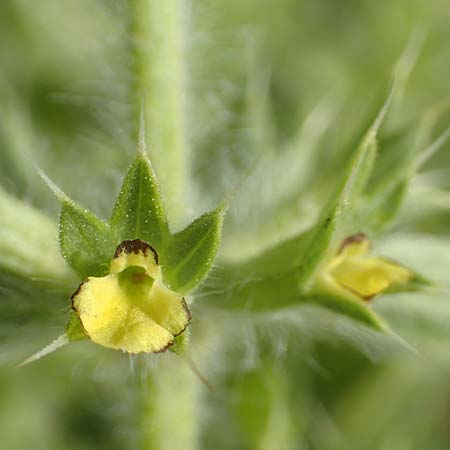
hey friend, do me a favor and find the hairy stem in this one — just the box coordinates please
[140,356,199,450]
[129,0,190,227]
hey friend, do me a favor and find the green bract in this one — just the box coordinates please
[296,83,395,290]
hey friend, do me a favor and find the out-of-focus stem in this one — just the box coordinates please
[129,0,190,228]
[140,356,199,450]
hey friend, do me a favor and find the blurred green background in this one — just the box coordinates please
[1,1,450,449]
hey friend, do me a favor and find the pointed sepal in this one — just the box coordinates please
[162,206,225,294]
[60,200,116,278]
[110,152,167,251]
[38,170,116,278]
[169,328,191,356]
[65,312,88,342]
[18,334,69,368]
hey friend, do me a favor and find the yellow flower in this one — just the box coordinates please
[71,240,191,354]
[320,233,413,300]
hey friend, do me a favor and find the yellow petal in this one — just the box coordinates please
[141,281,191,337]
[322,233,413,300]
[72,240,190,354]
[327,233,370,270]
[331,256,412,299]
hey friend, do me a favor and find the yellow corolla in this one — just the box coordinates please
[71,240,191,354]
[321,233,412,300]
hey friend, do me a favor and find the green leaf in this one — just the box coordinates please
[220,227,316,281]
[110,151,167,250]
[60,199,115,278]
[297,83,395,288]
[360,180,408,232]
[0,268,70,329]
[359,116,450,234]
[0,186,71,281]
[366,122,425,197]
[201,267,385,331]
[162,206,225,294]
[358,117,430,232]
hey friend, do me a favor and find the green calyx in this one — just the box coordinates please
[41,138,226,356]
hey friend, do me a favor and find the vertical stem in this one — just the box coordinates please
[140,356,200,450]
[127,3,197,447]
[129,0,190,227]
